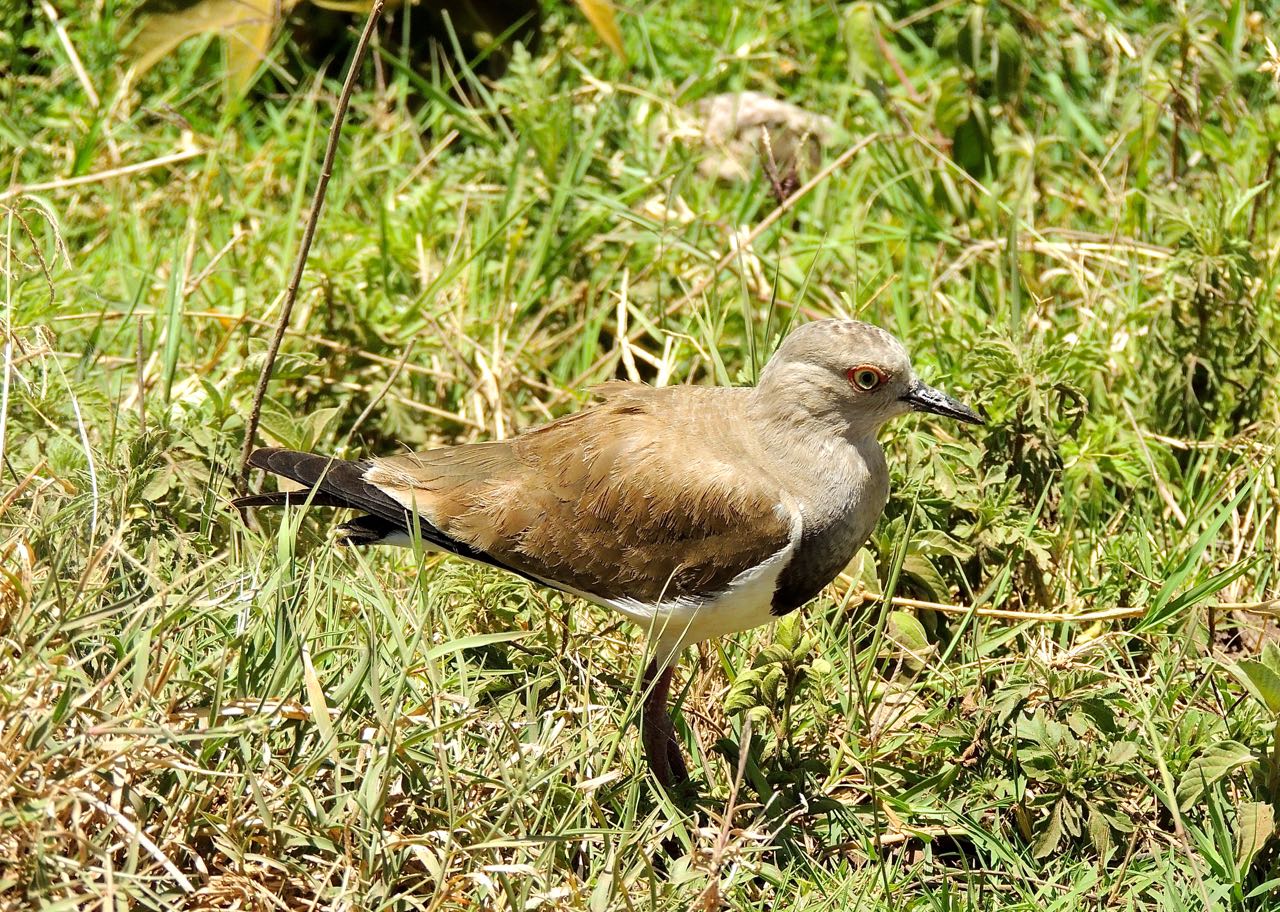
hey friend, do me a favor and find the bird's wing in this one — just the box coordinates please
[365,387,796,604]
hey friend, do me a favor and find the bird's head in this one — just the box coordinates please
[754,319,983,438]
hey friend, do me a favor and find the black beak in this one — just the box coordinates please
[900,380,984,425]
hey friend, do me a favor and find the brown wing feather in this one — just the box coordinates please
[365,386,794,603]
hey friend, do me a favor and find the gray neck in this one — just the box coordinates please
[745,391,890,618]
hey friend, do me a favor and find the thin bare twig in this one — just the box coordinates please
[40,0,100,108]
[347,339,416,439]
[0,147,202,203]
[236,1,385,490]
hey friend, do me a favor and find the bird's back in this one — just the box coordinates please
[364,383,799,606]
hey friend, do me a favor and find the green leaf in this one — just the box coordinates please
[1236,800,1275,868]
[1088,805,1113,857]
[1032,801,1064,858]
[952,104,994,179]
[934,73,970,136]
[774,615,800,652]
[1177,741,1255,810]
[724,686,758,715]
[902,553,947,602]
[843,2,890,81]
[955,5,984,70]
[1229,659,1280,715]
[1135,483,1252,631]
[1059,800,1082,839]
[725,667,763,714]
[757,644,793,667]
[762,665,785,702]
[422,630,531,663]
[1106,740,1140,766]
[884,610,932,670]
[300,407,341,451]
[934,20,959,58]
[1262,642,1280,676]
[993,23,1023,99]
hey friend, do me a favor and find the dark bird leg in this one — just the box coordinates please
[641,661,689,787]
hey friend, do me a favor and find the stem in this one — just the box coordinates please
[236,1,385,491]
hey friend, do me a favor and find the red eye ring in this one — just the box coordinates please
[846,365,887,391]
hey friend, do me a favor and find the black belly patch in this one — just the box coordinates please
[770,519,869,616]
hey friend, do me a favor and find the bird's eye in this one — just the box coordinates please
[847,366,886,391]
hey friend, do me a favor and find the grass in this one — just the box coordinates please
[2,0,1280,908]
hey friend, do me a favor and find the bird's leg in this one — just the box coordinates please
[665,715,689,785]
[641,660,689,787]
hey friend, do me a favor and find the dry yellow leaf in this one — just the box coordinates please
[127,0,294,93]
[573,0,624,58]
[301,643,338,754]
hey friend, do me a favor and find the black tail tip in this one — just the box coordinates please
[337,514,404,546]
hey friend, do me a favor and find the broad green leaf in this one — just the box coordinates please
[841,547,882,597]
[1060,801,1082,838]
[843,2,890,82]
[955,5,984,70]
[724,684,758,715]
[952,104,994,178]
[757,643,793,667]
[1262,642,1280,676]
[1032,801,1064,858]
[1235,800,1275,868]
[300,407,341,451]
[1106,739,1140,766]
[724,667,762,714]
[993,22,1023,98]
[1229,659,1280,715]
[1177,741,1255,810]
[1088,805,1113,857]
[761,665,784,702]
[885,610,932,670]
[902,553,947,602]
[934,73,970,137]
[774,614,800,652]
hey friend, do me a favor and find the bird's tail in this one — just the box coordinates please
[233,447,413,545]
[236,448,564,585]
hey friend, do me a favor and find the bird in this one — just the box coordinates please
[233,319,982,787]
